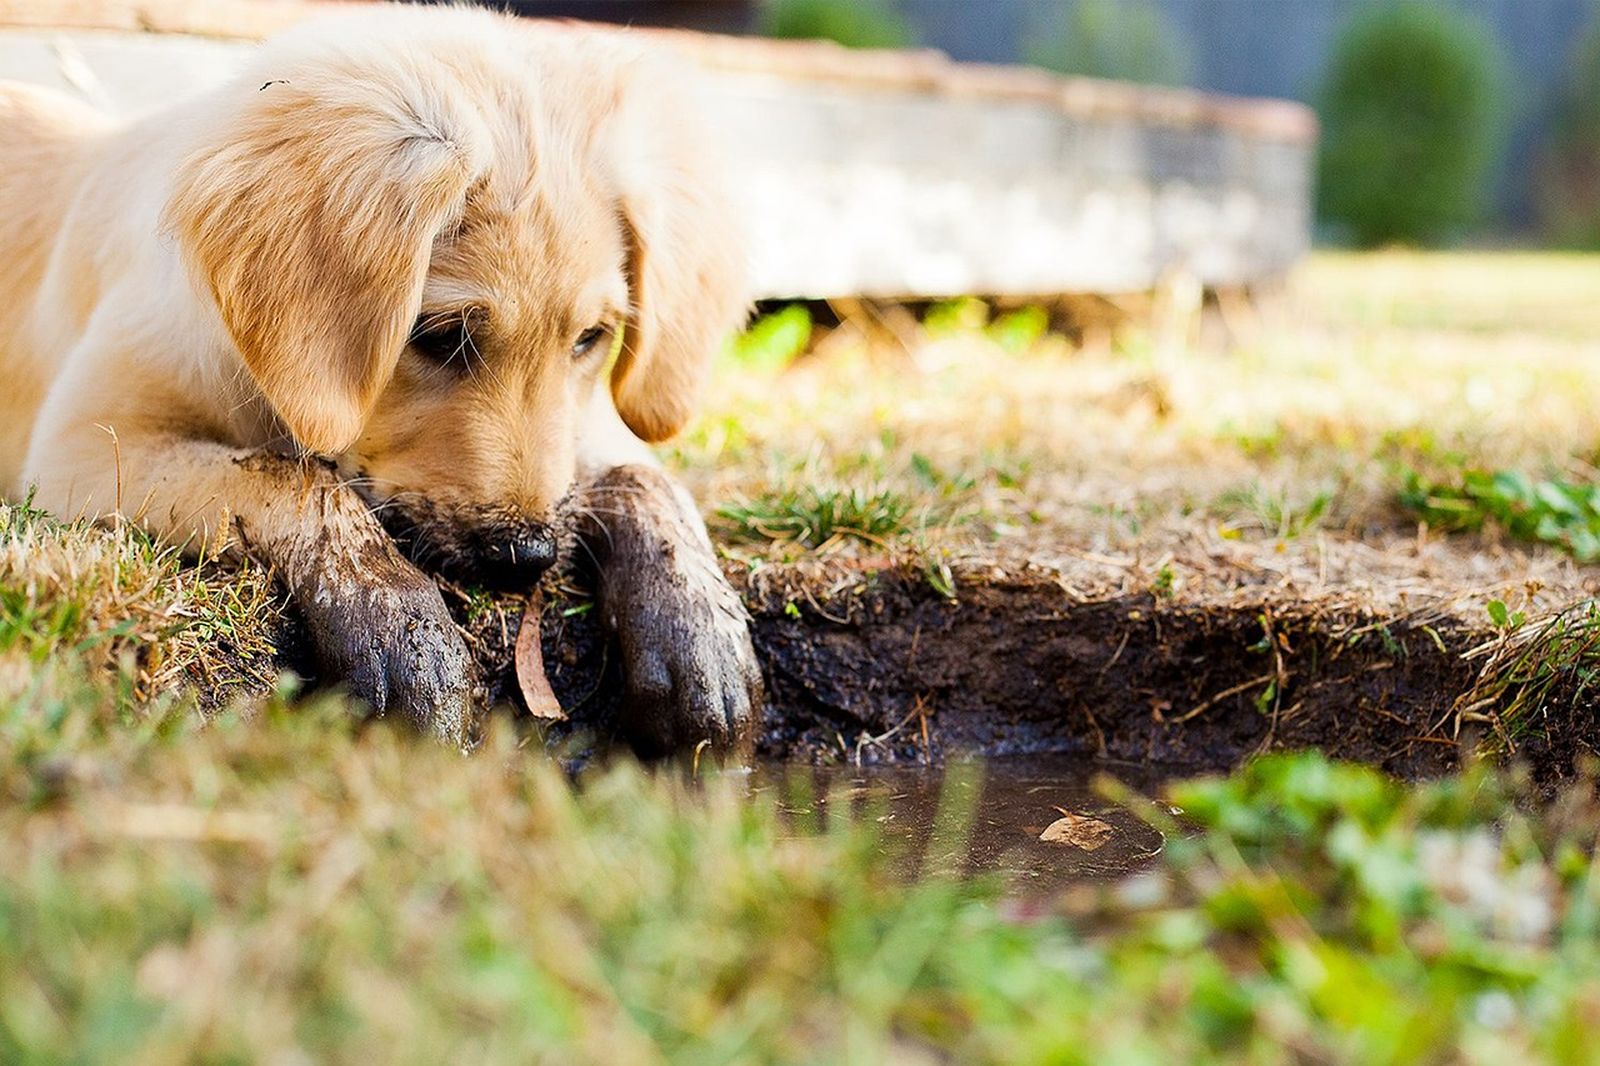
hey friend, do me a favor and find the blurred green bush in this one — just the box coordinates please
[1316,3,1508,247]
[1024,0,1193,86]
[759,0,913,49]
[1537,19,1600,248]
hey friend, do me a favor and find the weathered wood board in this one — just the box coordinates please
[0,0,1316,299]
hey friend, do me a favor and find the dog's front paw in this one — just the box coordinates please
[578,465,763,757]
[299,564,479,747]
[607,556,763,757]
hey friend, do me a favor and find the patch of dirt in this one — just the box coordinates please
[433,558,1510,778]
[748,563,1477,776]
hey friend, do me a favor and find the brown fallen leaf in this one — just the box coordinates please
[1038,810,1114,851]
[515,593,566,721]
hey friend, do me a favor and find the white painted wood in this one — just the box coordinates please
[0,26,1315,299]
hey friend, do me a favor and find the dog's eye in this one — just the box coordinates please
[572,325,609,358]
[408,313,476,369]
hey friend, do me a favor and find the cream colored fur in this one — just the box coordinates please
[0,7,751,743]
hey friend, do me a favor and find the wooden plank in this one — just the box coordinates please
[0,0,343,37]
[0,11,1316,299]
[0,0,1316,142]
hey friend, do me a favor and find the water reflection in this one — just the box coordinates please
[753,754,1177,895]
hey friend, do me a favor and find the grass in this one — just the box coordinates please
[7,657,1600,1062]
[7,250,1600,1060]
[0,497,280,705]
[1216,482,1336,541]
[675,251,1600,620]
[706,443,1005,555]
[1454,598,1600,755]
[715,484,916,550]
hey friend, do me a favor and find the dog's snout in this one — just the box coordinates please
[474,525,559,589]
[371,498,561,590]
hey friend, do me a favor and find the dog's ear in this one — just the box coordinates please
[608,59,749,444]
[168,75,485,455]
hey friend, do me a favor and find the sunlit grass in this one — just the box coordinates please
[678,251,1600,573]
[715,484,917,549]
[0,497,280,704]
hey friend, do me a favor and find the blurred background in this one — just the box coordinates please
[509,0,1600,249]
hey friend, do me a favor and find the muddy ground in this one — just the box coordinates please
[346,556,1595,783]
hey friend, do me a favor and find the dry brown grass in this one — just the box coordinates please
[672,250,1600,623]
[0,499,280,711]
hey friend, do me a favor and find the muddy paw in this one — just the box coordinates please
[578,464,763,757]
[299,563,479,747]
[608,565,763,758]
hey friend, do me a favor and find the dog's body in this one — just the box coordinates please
[0,7,761,751]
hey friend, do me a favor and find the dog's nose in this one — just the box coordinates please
[475,526,559,589]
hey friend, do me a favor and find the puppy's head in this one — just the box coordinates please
[168,10,746,588]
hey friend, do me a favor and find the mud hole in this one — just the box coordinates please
[256,557,1600,889]
[420,559,1544,779]
[751,755,1173,895]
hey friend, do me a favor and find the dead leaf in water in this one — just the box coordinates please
[1039,811,1114,850]
[515,594,566,721]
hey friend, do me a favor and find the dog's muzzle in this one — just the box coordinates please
[366,493,561,591]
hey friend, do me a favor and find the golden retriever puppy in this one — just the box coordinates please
[0,6,761,752]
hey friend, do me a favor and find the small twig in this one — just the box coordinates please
[1080,699,1108,756]
[803,586,852,625]
[1161,672,1276,725]
[1098,628,1132,677]
[95,423,123,523]
[854,696,930,765]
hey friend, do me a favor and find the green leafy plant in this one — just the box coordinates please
[921,296,988,337]
[987,306,1050,353]
[1025,0,1193,86]
[1399,468,1600,561]
[760,0,913,49]
[921,299,1053,353]
[1486,598,1525,631]
[1316,3,1507,246]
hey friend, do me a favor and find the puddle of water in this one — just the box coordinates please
[751,754,1179,895]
